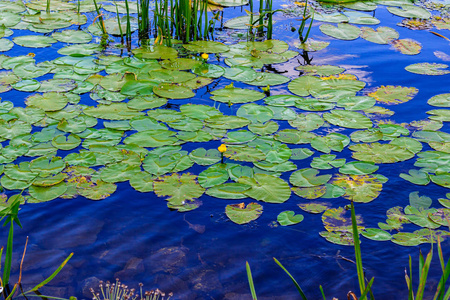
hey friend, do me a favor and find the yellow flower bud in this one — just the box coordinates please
[201,53,209,60]
[27,53,36,57]
[218,144,227,153]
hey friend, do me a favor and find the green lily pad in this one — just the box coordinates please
[368,85,418,104]
[361,228,391,241]
[248,121,279,136]
[311,133,350,153]
[405,63,450,75]
[236,103,273,124]
[205,115,250,130]
[84,103,143,120]
[183,41,229,53]
[52,30,92,43]
[290,168,332,187]
[153,173,205,206]
[189,148,221,165]
[225,202,263,225]
[295,39,330,52]
[360,26,399,44]
[0,38,12,51]
[350,143,415,163]
[337,96,376,111]
[238,173,291,203]
[390,39,422,55]
[211,86,265,104]
[339,161,379,175]
[13,35,56,48]
[288,113,324,131]
[29,181,67,202]
[428,94,450,107]
[26,92,68,112]
[0,120,32,139]
[332,174,382,203]
[77,180,117,200]
[274,129,316,144]
[387,4,431,19]
[292,185,327,199]
[243,72,290,86]
[51,134,81,150]
[198,164,229,188]
[277,211,304,226]
[319,230,355,246]
[311,155,345,169]
[223,145,265,162]
[206,182,251,199]
[129,172,155,193]
[391,232,428,246]
[322,207,363,232]
[298,202,330,214]
[319,23,360,40]
[323,110,373,129]
[400,169,430,185]
[153,83,195,99]
[192,64,225,78]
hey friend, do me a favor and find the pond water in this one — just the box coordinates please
[1,0,450,299]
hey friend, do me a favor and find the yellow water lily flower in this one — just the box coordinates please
[201,53,209,59]
[27,53,35,57]
[218,144,227,153]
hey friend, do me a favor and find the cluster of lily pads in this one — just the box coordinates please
[0,0,448,247]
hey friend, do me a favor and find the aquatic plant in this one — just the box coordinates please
[298,0,313,43]
[0,196,73,299]
[91,279,172,300]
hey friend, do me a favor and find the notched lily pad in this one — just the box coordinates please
[225,202,263,225]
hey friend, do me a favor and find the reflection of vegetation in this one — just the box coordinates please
[0,197,73,299]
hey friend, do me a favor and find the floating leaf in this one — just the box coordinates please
[405,63,450,75]
[198,164,229,188]
[290,168,332,187]
[223,145,265,162]
[323,110,373,129]
[238,173,291,203]
[350,143,415,163]
[298,202,330,214]
[319,23,360,40]
[277,211,304,226]
[211,87,265,104]
[154,173,205,206]
[361,228,391,241]
[292,185,327,199]
[206,182,251,199]
[332,174,382,203]
[77,180,117,200]
[387,4,431,19]
[368,85,418,104]
[339,161,379,175]
[390,39,422,55]
[225,202,263,225]
[183,41,229,53]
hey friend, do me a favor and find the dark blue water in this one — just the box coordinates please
[2,1,450,299]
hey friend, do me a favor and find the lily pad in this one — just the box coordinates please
[368,85,418,104]
[238,173,291,203]
[350,143,415,163]
[360,26,399,44]
[211,87,265,104]
[225,202,263,225]
[154,173,205,207]
[277,211,304,226]
[405,63,450,75]
[206,182,251,199]
[290,168,332,187]
[319,23,360,40]
[390,39,422,55]
[332,174,383,203]
[323,110,373,129]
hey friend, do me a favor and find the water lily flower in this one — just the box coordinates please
[201,53,209,60]
[27,53,35,57]
[218,144,227,153]
[218,144,227,163]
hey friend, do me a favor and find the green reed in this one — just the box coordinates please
[138,0,151,39]
[153,0,212,45]
[298,0,313,43]
[92,0,107,36]
[46,0,50,13]
[247,0,278,41]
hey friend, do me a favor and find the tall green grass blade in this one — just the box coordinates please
[3,221,13,286]
[246,262,257,300]
[417,249,433,300]
[351,201,366,300]
[360,277,375,300]
[273,257,308,300]
[319,285,326,300]
[407,256,415,300]
[26,252,73,293]
[114,1,124,40]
